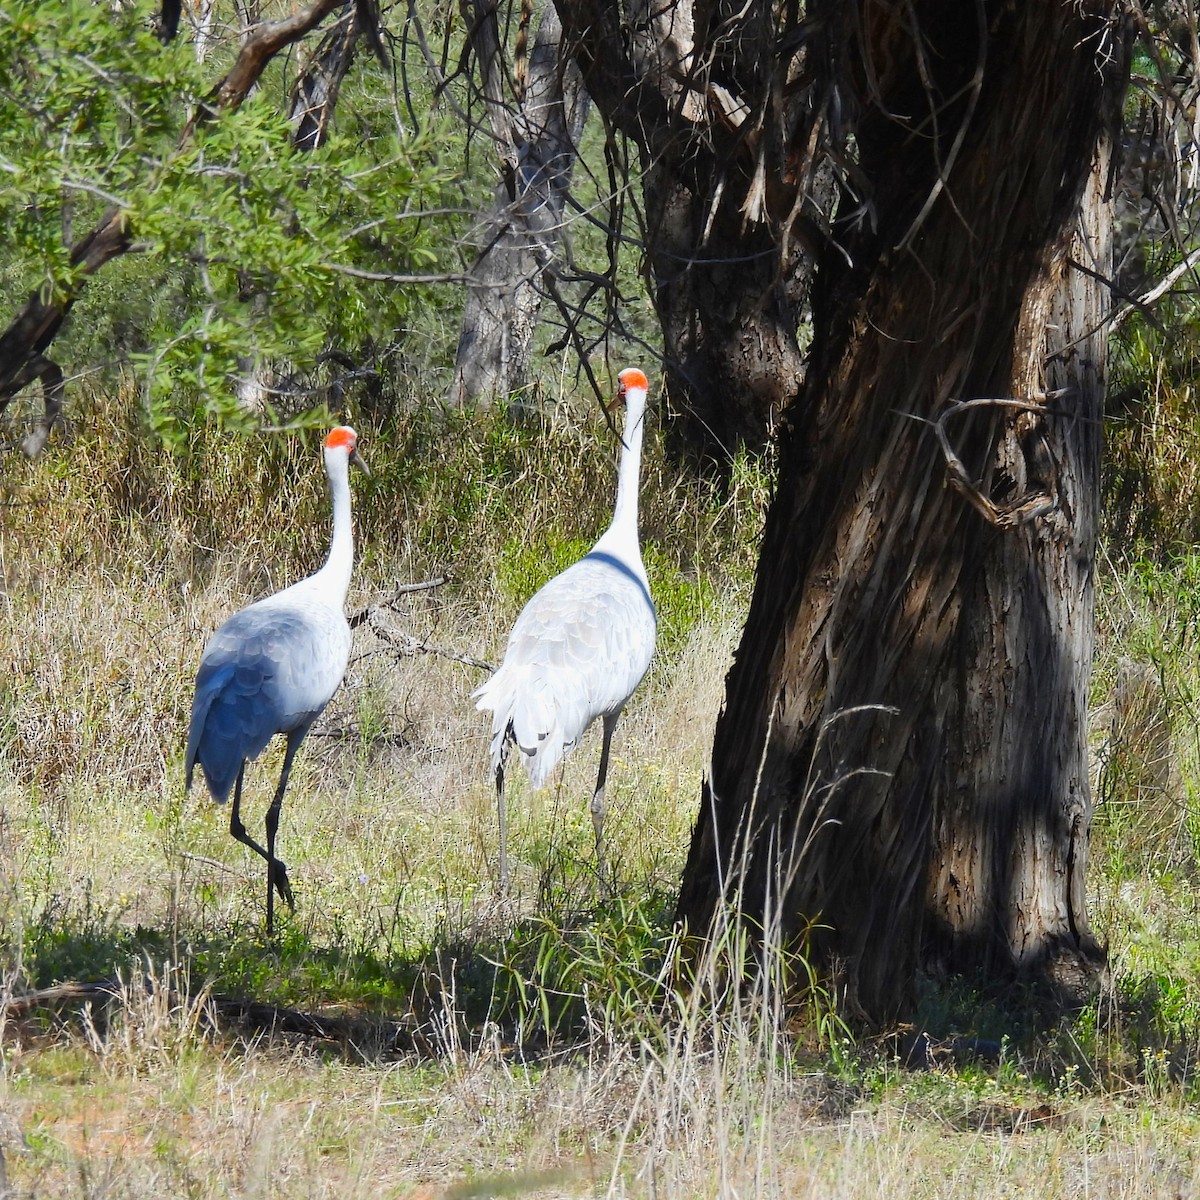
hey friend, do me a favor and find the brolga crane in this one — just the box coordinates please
[185,426,367,935]
[474,367,657,890]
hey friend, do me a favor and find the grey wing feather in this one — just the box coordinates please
[185,600,351,802]
[473,555,656,787]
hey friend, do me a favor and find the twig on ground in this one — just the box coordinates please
[180,852,246,878]
[0,980,429,1054]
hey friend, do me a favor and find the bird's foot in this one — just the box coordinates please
[271,860,295,910]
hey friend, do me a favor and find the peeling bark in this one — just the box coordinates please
[556,0,831,469]
[675,0,1127,1023]
[290,4,361,152]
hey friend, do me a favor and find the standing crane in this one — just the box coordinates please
[185,425,367,935]
[474,367,657,889]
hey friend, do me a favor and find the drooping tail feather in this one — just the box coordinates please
[473,665,567,789]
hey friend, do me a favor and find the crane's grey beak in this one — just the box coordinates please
[350,446,369,475]
[604,388,629,449]
[604,388,627,416]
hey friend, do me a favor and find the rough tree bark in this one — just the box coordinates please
[671,0,1128,1023]
[450,2,589,410]
[555,0,830,468]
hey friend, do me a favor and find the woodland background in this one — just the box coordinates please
[2,1,1200,1196]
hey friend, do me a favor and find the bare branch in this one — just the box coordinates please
[365,608,495,673]
[1110,243,1200,330]
[931,396,1065,528]
[348,577,448,628]
[323,263,470,284]
[203,0,345,116]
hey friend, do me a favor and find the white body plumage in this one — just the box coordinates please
[474,539,656,789]
[185,426,366,933]
[474,368,657,885]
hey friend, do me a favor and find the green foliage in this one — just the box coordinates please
[489,896,679,1046]
[0,1,188,287]
[1105,254,1200,553]
[495,533,590,606]
[0,0,463,440]
[136,105,456,437]
[642,543,715,659]
[1093,554,1200,877]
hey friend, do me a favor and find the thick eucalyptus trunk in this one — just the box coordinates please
[646,177,810,467]
[922,160,1111,991]
[675,0,1125,1023]
[556,0,824,469]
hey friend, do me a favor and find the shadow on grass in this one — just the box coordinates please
[10,891,1198,1101]
[2,889,681,1066]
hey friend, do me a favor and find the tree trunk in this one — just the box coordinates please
[0,209,130,456]
[675,0,1126,1023]
[554,0,832,470]
[230,1,377,414]
[645,174,811,468]
[451,3,589,410]
[290,2,361,151]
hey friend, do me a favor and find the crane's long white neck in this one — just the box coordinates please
[312,447,355,603]
[597,385,648,559]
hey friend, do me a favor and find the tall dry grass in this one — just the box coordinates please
[2,380,1200,1196]
[0,378,756,956]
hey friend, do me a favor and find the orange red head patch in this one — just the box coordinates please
[617,367,649,393]
[324,426,358,451]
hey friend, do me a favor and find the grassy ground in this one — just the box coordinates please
[3,385,1200,1197]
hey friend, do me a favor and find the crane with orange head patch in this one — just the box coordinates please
[474,369,657,889]
[186,426,367,934]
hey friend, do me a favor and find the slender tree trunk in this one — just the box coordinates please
[675,1,1126,1023]
[290,2,362,151]
[451,3,589,410]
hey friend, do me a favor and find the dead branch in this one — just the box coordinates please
[290,3,360,152]
[1,980,428,1055]
[367,608,495,673]
[348,576,448,628]
[203,0,344,116]
[932,395,1064,529]
[346,576,494,672]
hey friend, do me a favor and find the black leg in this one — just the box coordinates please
[591,713,619,891]
[496,734,511,894]
[265,732,301,936]
[230,763,272,864]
